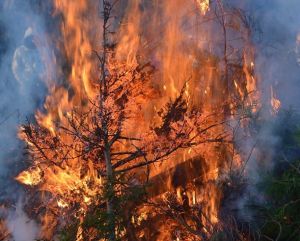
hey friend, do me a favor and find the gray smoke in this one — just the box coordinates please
[0,0,51,193]
[225,0,300,222]
[245,0,300,174]
[250,0,300,110]
[221,0,300,177]
[0,0,53,239]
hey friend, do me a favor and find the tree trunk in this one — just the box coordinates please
[104,138,116,241]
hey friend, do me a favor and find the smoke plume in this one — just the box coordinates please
[0,0,53,239]
[7,200,40,241]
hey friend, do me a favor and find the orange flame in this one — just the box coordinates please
[16,167,42,186]
[15,0,259,239]
[271,85,281,114]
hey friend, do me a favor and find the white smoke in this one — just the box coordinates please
[7,201,40,241]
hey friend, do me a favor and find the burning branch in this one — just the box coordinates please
[14,0,259,240]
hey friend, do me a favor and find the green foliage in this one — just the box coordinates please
[58,221,80,241]
[209,231,230,241]
[259,160,300,240]
[59,175,146,241]
[256,122,300,241]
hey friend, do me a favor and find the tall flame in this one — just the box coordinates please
[15,0,259,239]
[16,0,102,238]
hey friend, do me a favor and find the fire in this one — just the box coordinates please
[57,199,68,208]
[53,0,99,100]
[15,0,103,238]
[0,219,10,240]
[16,167,42,186]
[196,0,210,15]
[14,0,259,239]
[271,85,281,114]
